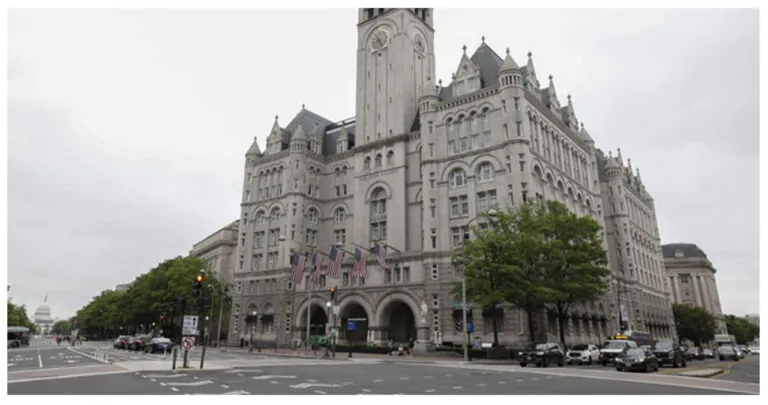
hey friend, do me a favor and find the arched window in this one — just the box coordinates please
[477,163,494,183]
[270,207,280,222]
[334,207,346,224]
[375,154,383,168]
[449,168,466,188]
[255,211,266,225]
[370,188,387,242]
[371,188,387,216]
[386,150,394,166]
[364,156,371,170]
[307,208,319,224]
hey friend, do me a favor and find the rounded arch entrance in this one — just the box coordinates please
[376,293,420,343]
[338,295,374,343]
[296,297,330,340]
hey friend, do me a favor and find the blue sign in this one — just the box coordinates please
[347,321,356,331]
[466,321,474,334]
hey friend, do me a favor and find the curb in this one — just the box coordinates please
[67,346,111,364]
[676,368,725,378]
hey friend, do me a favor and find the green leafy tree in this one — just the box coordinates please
[537,200,611,350]
[455,201,609,348]
[724,315,760,345]
[51,320,73,335]
[7,300,36,333]
[672,303,717,347]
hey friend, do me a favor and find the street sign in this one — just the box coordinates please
[347,321,356,331]
[332,305,340,316]
[182,315,199,336]
[182,337,195,351]
[466,321,474,334]
[331,328,339,337]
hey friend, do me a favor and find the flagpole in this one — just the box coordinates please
[305,252,312,352]
[378,241,401,253]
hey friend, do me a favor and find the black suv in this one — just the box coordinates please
[653,341,687,368]
[519,342,565,368]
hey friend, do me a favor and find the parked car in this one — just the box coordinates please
[718,346,740,361]
[616,347,660,372]
[701,348,715,359]
[734,347,745,359]
[738,345,750,355]
[653,341,687,368]
[748,346,760,355]
[599,339,638,366]
[566,344,600,365]
[519,343,565,368]
[144,337,174,354]
[130,335,151,351]
[115,335,132,349]
[685,346,702,361]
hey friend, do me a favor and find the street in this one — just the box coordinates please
[7,340,760,395]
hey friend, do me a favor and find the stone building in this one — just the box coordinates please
[227,8,676,348]
[663,243,727,333]
[598,151,677,340]
[189,220,239,285]
[33,295,55,335]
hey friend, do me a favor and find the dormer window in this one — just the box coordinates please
[337,140,347,153]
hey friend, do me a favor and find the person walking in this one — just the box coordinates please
[240,337,245,349]
[387,338,394,356]
[408,337,415,358]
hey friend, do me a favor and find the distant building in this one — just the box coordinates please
[115,283,132,292]
[189,220,239,285]
[744,314,759,327]
[663,243,727,333]
[32,295,55,335]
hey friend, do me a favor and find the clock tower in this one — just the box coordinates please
[355,8,436,145]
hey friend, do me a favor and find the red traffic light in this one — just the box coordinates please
[329,287,336,293]
[196,274,204,283]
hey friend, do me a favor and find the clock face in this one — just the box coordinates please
[370,30,389,51]
[414,34,425,53]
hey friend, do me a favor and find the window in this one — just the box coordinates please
[447,140,456,155]
[371,222,387,241]
[449,168,466,188]
[430,264,439,280]
[386,151,394,165]
[477,163,494,182]
[674,249,684,258]
[364,156,371,170]
[254,232,265,248]
[270,208,280,222]
[307,208,319,224]
[334,229,346,245]
[451,226,470,247]
[430,228,437,249]
[334,208,346,223]
[306,229,318,246]
[267,252,279,269]
[342,273,350,287]
[483,131,492,147]
[375,154,383,168]
[514,97,520,111]
[255,211,266,225]
[370,188,387,216]
[450,195,469,217]
[268,229,279,246]
[337,140,346,153]
[252,254,263,271]
[477,190,497,212]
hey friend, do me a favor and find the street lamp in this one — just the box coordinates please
[249,310,257,352]
[455,209,498,363]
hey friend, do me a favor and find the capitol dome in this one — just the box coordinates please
[33,295,55,335]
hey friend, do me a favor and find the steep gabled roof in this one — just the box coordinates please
[282,107,334,145]
[470,42,504,88]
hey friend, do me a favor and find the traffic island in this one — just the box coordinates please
[675,368,725,378]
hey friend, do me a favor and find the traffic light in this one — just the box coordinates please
[192,271,205,297]
[330,286,337,301]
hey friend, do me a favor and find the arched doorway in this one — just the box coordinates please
[340,303,368,343]
[384,301,416,342]
[308,306,328,337]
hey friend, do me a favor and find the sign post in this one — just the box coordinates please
[347,321,356,358]
[181,315,199,368]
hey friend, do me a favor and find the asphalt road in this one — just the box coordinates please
[715,355,760,384]
[8,344,105,372]
[7,360,758,395]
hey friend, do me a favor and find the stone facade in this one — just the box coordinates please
[663,243,727,333]
[225,8,677,348]
[189,220,239,285]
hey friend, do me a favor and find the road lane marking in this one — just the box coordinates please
[342,382,353,385]
[498,381,506,384]
[452,386,463,389]
[160,383,166,386]
[477,383,486,387]
[221,384,230,388]
[445,374,453,377]
[314,390,326,394]
[424,376,433,379]
[424,389,435,393]
[531,377,538,381]
[146,373,187,378]
[360,388,371,392]
[171,388,179,392]
[166,380,213,387]
[271,381,279,384]
[373,379,383,382]
[38,354,43,368]
[252,375,297,380]
[7,369,134,383]
[399,377,409,380]
[516,379,523,382]
[151,379,157,382]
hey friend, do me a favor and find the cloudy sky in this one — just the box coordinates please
[7,8,760,320]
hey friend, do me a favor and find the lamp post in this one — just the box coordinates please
[248,310,257,352]
[455,209,498,363]
[279,235,316,352]
[215,284,229,349]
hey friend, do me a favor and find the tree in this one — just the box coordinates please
[51,320,73,335]
[537,200,612,350]
[455,201,610,349]
[724,315,760,345]
[7,300,37,333]
[672,303,716,347]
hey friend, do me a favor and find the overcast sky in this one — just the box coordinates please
[7,8,760,320]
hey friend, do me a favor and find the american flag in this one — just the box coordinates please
[290,253,306,282]
[374,242,389,271]
[352,247,368,279]
[311,253,324,283]
[327,247,344,279]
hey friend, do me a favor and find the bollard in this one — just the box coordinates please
[172,347,178,370]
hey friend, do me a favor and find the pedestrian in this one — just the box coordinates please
[240,337,244,349]
[409,337,415,358]
[387,338,394,356]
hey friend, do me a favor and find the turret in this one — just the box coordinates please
[290,123,308,153]
[309,121,323,154]
[265,115,283,154]
[545,74,561,114]
[523,51,541,97]
[499,48,522,90]
[563,95,579,132]
[418,76,439,149]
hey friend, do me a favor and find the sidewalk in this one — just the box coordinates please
[226,347,517,365]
